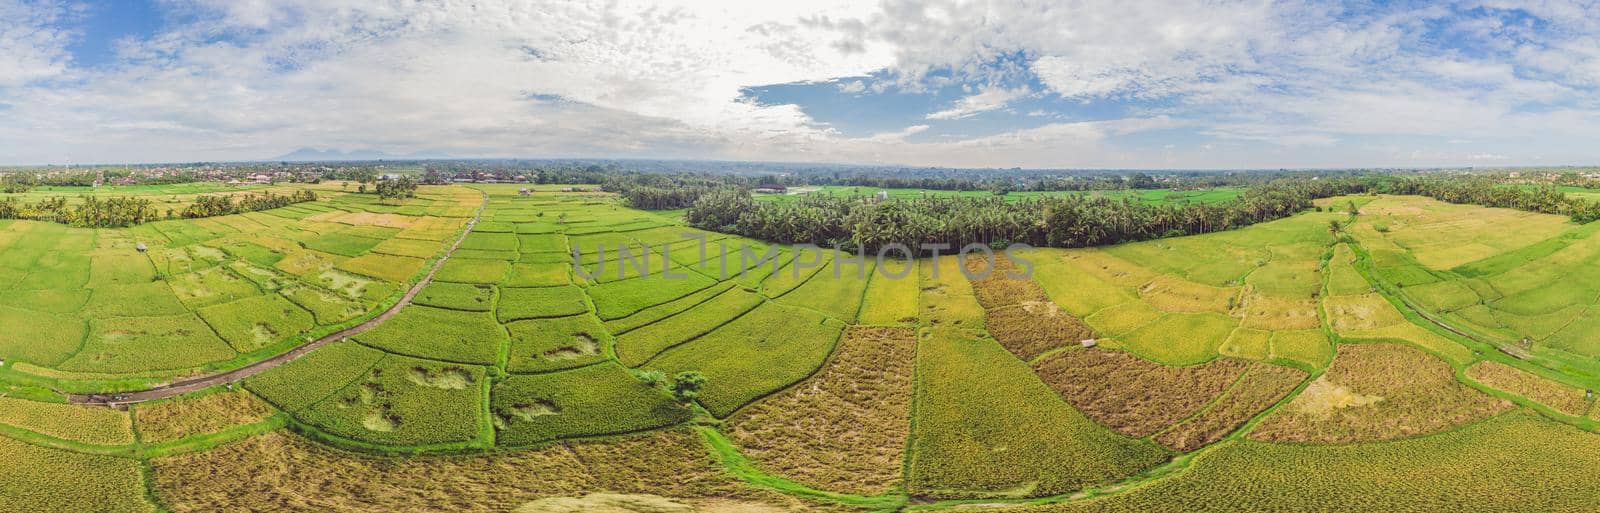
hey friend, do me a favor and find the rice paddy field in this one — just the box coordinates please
[4,186,1600,512]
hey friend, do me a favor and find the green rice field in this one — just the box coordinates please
[5,183,1600,512]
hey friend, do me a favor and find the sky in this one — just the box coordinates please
[2,1,1600,169]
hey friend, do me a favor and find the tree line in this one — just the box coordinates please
[680,176,1600,252]
[1374,177,1600,223]
[0,190,317,227]
[0,195,157,227]
[684,179,1369,252]
[180,190,318,219]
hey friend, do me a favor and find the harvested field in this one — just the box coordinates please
[984,301,1095,361]
[726,327,916,496]
[907,327,1167,499]
[153,428,846,513]
[135,389,278,444]
[1324,293,1407,332]
[965,254,1051,309]
[1154,363,1306,452]
[1032,349,1249,437]
[1250,343,1511,443]
[1466,361,1592,416]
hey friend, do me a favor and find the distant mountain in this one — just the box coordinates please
[269,148,455,162]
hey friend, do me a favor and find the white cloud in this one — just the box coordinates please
[0,0,74,87]
[925,85,1028,120]
[5,1,1600,168]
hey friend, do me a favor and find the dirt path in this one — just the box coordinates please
[70,191,489,406]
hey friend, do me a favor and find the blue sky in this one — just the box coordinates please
[3,0,1600,168]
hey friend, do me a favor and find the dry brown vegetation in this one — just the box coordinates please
[1154,363,1306,452]
[1032,349,1248,437]
[1466,361,1592,416]
[964,255,1051,308]
[986,302,1096,361]
[1250,343,1511,444]
[135,390,278,444]
[725,327,916,495]
[964,255,1095,360]
[153,430,857,513]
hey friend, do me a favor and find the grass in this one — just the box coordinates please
[0,305,86,367]
[1267,329,1334,369]
[64,314,238,374]
[504,315,611,373]
[245,341,388,412]
[773,260,871,321]
[1032,349,1248,437]
[490,363,689,446]
[0,436,155,513]
[1011,411,1600,512]
[918,256,986,329]
[602,281,734,335]
[336,253,426,282]
[907,327,1168,499]
[167,266,263,309]
[503,262,570,287]
[1326,244,1372,295]
[496,285,589,322]
[725,326,918,496]
[1119,312,1237,366]
[614,287,764,367]
[298,353,488,447]
[0,396,135,445]
[859,257,920,325]
[355,306,507,365]
[1137,275,1237,313]
[1250,343,1511,443]
[280,285,366,325]
[1029,250,1138,317]
[412,282,496,312]
[644,302,843,418]
[588,272,718,320]
[196,294,316,353]
[1219,328,1272,360]
[434,257,512,284]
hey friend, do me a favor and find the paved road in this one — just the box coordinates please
[70,192,488,406]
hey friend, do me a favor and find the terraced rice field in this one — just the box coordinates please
[6,189,1600,512]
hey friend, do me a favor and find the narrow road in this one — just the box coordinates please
[70,191,488,406]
